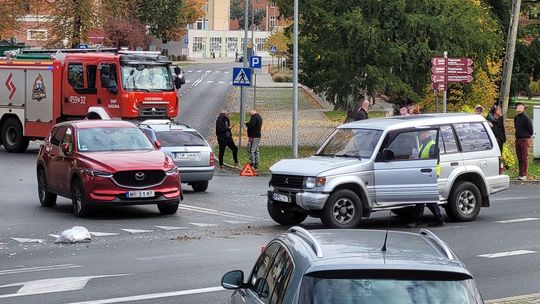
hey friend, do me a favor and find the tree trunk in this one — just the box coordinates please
[71,1,82,48]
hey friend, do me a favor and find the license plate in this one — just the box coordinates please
[272,192,291,203]
[126,190,155,198]
[174,152,198,160]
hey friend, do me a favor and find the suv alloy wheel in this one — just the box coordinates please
[321,189,363,228]
[72,178,90,217]
[446,181,482,222]
[37,167,57,207]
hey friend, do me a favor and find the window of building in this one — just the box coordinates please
[270,2,276,8]
[269,15,277,28]
[196,18,207,30]
[256,38,266,52]
[210,37,221,52]
[227,37,237,52]
[27,29,47,41]
[192,37,204,52]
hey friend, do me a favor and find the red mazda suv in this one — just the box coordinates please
[36,120,182,217]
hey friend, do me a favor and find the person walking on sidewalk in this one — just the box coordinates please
[486,105,506,154]
[245,109,263,169]
[355,100,370,121]
[216,110,239,171]
[514,103,534,180]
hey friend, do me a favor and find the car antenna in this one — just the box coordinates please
[381,210,391,252]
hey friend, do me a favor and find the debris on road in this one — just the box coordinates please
[55,226,91,244]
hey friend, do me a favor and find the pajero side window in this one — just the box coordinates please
[68,63,84,89]
[454,122,492,152]
[438,125,459,154]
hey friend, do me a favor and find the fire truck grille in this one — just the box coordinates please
[113,170,166,188]
[139,107,168,118]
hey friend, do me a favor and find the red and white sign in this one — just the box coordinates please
[431,74,446,83]
[4,73,16,100]
[447,75,473,83]
[431,82,445,90]
[432,57,474,67]
[431,66,473,75]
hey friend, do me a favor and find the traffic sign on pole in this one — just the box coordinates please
[250,56,262,69]
[232,68,252,86]
[431,66,473,75]
[431,74,446,83]
[269,46,277,54]
[432,57,473,67]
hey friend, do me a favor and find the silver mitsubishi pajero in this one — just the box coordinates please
[268,113,510,228]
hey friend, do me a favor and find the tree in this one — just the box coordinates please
[138,0,204,42]
[264,30,290,54]
[0,0,29,40]
[104,18,151,49]
[47,0,94,47]
[230,0,266,30]
[276,0,503,116]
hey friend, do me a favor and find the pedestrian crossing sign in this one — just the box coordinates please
[232,67,252,86]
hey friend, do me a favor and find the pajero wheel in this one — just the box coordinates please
[446,181,482,222]
[267,200,308,225]
[1,117,29,153]
[321,189,363,228]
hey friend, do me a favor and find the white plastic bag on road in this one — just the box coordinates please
[55,226,91,244]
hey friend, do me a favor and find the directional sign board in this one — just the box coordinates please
[431,74,446,83]
[269,46,277,54]
[232,67,252,86]
[447,75,474,83]
[432,57,474,67]
[431,66,473,75]
[431,82,445,91]
[250,56,262,69]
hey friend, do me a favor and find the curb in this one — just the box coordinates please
[510,179,540,184]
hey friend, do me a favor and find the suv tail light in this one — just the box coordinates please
[499,157,504,175]
[209,151,215,167]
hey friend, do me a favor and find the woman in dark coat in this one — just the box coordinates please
[486,105,506,154]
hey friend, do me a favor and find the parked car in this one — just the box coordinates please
[222,226,484,303]
[267,113,510,228]
[139,120,214,192]
[36,120,182,217]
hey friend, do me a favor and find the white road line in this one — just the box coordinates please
[11,237,44,243]
[218,81,225,84]
[179,205,266,221]
[496,218,540,224]
[155,225,187,231]
[223,220,249,224]
[477,250,536,258]
[135,253,193,261]
[224,71,230,74]
[186,70,193,73]
[190,223,218,227]
[0,264,82,276]
[185,80,191,83]
[206,80,214,83]
[90,232,121,237]
[492,196,531,201]
[65,286,225,304]
[196,70,202,73]
[120,229,154,234]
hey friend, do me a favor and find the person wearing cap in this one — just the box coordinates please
[474,105,484,115]
[514,103,534,180]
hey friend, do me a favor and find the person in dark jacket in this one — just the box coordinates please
[514,103,534,180]
[354,100,370,121]
[245,109,263,169]
[216,110,238,170]
[486,105,506,154]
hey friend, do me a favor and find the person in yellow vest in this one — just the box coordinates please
[407,130,445,228]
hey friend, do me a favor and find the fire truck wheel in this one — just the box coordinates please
[1,118,29,153]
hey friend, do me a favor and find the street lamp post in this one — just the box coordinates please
[292,0,299,158]
[239,0,249,147]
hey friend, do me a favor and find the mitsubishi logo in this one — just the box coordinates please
[134,172,145,181]
[284,177,289,184]
[5,73,16,100]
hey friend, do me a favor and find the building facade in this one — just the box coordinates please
[230,0,284,31]
[189,0,231,31]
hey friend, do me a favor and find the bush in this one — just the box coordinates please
[273,75,284,82]
[283,75,292,82]
[502,143,516,169]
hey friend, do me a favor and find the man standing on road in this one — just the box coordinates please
[245,109,263,169]
[514,103,534,180]
[355,100,370,121]
[407,130,445,228]
[216,110,239,171]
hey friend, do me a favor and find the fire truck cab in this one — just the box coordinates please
[0,49,179,153]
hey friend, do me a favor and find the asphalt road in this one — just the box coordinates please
[1,63,540,302]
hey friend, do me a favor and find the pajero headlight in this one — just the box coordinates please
[304,177,326,189]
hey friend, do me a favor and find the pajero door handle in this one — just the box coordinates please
[421,168,432,173]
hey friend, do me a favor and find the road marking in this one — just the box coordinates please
[0,264,82,276]
[65,286,225,304]
[90,232,121,237]
[215,70,221,73]
[218,81,225,84]
[120,229,154,234]
[495,217,540,224]
[185,80,191,83]
[477,250,536,258]
[179,204,267,221]
[223,220,249,224]
[155,225,187,231]
[0,274,129,299]
[190,223,218,227]
[11,237,44,244]
[191,70,211,87]
[492,196,531,201]
[135,253,194,261]
[186,70,193,73]
[224,71,230,74]
[196,70,202,73]
[206,80,214,83]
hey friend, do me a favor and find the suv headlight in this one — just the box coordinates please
[304,177,326,189]
[83,168,113,178]
[165,167,178,175]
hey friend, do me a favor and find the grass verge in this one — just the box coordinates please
[214,146,318,172]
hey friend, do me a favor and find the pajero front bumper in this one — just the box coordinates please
[267,189,329,211]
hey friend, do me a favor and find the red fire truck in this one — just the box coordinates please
[0,49,179,153]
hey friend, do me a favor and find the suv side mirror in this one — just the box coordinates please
[61,143,71,155]
[383,148,394,161]
[254,278,270,298]
[221,270,244,290]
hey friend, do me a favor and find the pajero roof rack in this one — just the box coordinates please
[288,226,323,258]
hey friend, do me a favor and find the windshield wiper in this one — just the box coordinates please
[334,153,361,159]
[315,153,334,157]
[182,144,205,147]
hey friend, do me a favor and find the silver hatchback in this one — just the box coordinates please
[140,120,214,192]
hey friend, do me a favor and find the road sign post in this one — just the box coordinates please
[250,56,261,109]
[431,53,474,113]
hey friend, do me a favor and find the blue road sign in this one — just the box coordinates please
[269,46,277,54]
[250,56,262,69]
[183,37,189,44]
[232,68,252,86]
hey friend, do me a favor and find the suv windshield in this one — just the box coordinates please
[121,64,173,91]
[77,127,155,152]
[300,276,480,304]
[154,130,207,147]
[317,128,382,158]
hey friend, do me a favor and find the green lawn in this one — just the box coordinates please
[214,146,318,172]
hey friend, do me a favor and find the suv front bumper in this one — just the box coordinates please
[268,190,329,211]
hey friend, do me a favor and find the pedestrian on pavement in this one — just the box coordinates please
[407,130,445,228]
[399,106,410,116]
[486,105,506,154]
[474,105,484,115]
[355,100,370,121]
[216,110,239,171]
[514,103,534,180]
[245,109,263,169]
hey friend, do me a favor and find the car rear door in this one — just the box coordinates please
[373,128,440,205]
[437,125,463,194]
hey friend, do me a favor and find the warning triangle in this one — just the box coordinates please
[240,162,257,176]
[234,69,251,85]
